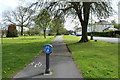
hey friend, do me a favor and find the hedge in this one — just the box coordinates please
[87,30,120,37]
[6,30,18,37]
[6,24,18,37]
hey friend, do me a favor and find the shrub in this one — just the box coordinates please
[6,24,18,37]
[87,32,108,37]
[114,30,120,35]
[48,33,56,36]
[115,34,120,38]
[6,30,18,37]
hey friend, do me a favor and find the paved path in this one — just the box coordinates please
[12,36,82,79]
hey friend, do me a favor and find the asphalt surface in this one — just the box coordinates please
[76,35,119,43]
[12,36,82,79]
[89,36,120,43]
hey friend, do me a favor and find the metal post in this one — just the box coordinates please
[90,9,93,40]
[45,54,50,74]
[43,44,52,75]
[90,32,93,40]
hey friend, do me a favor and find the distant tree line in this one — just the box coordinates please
[2,6,68,38]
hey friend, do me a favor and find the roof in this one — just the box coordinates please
[118,1,120,5]
[75,28,82,31]
[108,27,118,30]
[96,20,113,25]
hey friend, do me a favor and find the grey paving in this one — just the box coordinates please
[13,35,82,79]
[76,35,120,43]
[51,36,71,56]
[89,36,120,43]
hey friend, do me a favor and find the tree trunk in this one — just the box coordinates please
[77,2,91,42]
[56,29,59,35]
[21,26,23,36]
[43,29,46,38]
[77,14,89,42]
[79,23,89,42]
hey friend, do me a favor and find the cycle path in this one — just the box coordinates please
[13,35,83,79]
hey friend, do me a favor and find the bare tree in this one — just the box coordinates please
[3,6,34,35]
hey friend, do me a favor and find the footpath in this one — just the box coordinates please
[13,35,83,79]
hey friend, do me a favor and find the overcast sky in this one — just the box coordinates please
[0,0,119,30]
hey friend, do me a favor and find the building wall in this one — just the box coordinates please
[87,24,114,32]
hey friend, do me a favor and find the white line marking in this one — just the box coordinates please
[34,62,42,68]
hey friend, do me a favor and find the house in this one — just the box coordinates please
[87,20,117,32]
[95,20,115,31]
[75,20,118,36]
[75,27,82,36]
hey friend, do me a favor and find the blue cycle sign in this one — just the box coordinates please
[43,44,53,74]
[43,44,53,54]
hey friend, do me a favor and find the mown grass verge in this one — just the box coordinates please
[64,35,118,78]
[2,36,55,78]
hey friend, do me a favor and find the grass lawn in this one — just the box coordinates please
[64,35,118,78]
[2,36,55,78]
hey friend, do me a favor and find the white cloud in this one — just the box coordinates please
[0,0,20,11]
[118,0,120,24]
[0,0,119,29]
[64,16,81,30]
[0,0,20,22]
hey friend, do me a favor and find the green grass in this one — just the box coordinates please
[64,35,118,78]
[2,36,55,78]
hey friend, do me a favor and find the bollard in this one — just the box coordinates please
[43,44,53,74]
[45,54,50,73]
[90,33,93,40]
